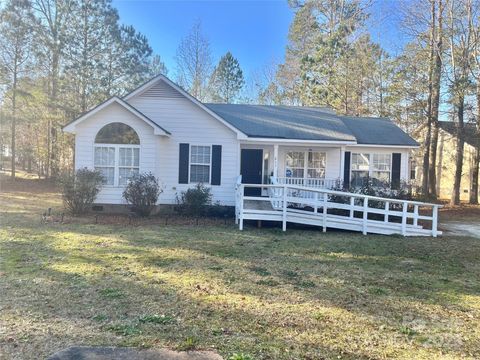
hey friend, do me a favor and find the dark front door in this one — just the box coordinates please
[241,149,263,196]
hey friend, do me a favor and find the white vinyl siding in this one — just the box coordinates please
[128,79,239,205]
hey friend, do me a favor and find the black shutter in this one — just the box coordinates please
[391,153,401,189]
[343,151,351,189]
[211,145,222,185]
[179,143,189,184]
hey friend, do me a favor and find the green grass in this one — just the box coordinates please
[1,185,480,359]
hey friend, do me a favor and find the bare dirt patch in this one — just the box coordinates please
[47,346,223,360]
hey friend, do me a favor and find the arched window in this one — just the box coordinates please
[95,122,140,144]
[94,123,140,186]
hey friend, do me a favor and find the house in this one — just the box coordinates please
[63,74,419,208]
[412,121,479,201]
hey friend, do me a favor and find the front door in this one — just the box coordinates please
[241,149,263,196]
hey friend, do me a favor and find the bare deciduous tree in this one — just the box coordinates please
[175,21,213,101]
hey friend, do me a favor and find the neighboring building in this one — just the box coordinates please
[63,74,418,207]
[412,121,479,201]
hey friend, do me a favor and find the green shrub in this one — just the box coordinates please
[60,168,104,215]
[176,183,212,216]
[206,202,235,218]
[122,172,162,217]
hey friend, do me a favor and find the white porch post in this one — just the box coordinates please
[339,146,346,182]
[273,144,279,179]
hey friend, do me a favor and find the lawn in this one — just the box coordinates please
[0,179,479,359]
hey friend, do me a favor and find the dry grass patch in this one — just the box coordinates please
[0,181,479,359]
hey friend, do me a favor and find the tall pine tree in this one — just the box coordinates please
[0,0,34,179]
[208,52,245,103]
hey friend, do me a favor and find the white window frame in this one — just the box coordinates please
[189,144,212,184]
[285,150,326,179]
[350,152,392,186]
[94,144,140,187]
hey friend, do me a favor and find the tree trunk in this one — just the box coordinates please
[422,0,437,196]
[470,84,480,204]
[471,147,479,204]
[451,95,465,206]
[49,36,60,179]
[10,58,18,179]
[428,0,443,198]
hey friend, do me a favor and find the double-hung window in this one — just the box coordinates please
[118,148,140,185]
[285,150,326,179]
[190,145,211,183]
[94,147,116,185]
[371,154,391,185]
[307,151,326,179]
[94,122,140,187]
[285,151,305,178]
[351,153,391,187]
[351,153,370,187]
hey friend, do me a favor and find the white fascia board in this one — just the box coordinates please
[347,144,419,149]
[241,138,357,146]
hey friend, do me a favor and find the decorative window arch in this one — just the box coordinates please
[95,122,140,145]
[94,123,140,186]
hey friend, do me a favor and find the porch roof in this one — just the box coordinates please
[205,103,418,146]
[205,104,357,142]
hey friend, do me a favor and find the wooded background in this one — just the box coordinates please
[0,0,479,205]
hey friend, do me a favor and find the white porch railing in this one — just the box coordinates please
[235,180,442,237]
[275,177,340,189]
[235,175,243,225]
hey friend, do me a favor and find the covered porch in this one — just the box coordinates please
[238,140,348,195]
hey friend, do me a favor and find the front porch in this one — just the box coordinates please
[239,142,346,194]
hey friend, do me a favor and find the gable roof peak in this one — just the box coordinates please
[62,96,170,136]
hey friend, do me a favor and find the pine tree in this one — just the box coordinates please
[32,0,75,178]
[209,52,245,103]
[65,0,119,113]
[0,0,34,179]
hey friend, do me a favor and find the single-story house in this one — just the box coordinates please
[412,121,479,201]
[63,74,419,207]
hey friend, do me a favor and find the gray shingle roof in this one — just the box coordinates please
[205,103,418,146]
[341,116,419,146]
[205,104,357,142]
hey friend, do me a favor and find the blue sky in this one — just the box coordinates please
[112,0,407,79]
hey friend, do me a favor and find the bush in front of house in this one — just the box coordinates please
[206,201,235,218]
[122,172,162,216]
[61,168,104,215]
[176,183,212,216]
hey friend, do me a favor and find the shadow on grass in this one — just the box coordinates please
[1,211,480,359]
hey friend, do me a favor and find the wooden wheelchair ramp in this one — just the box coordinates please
[235,178,442,237]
